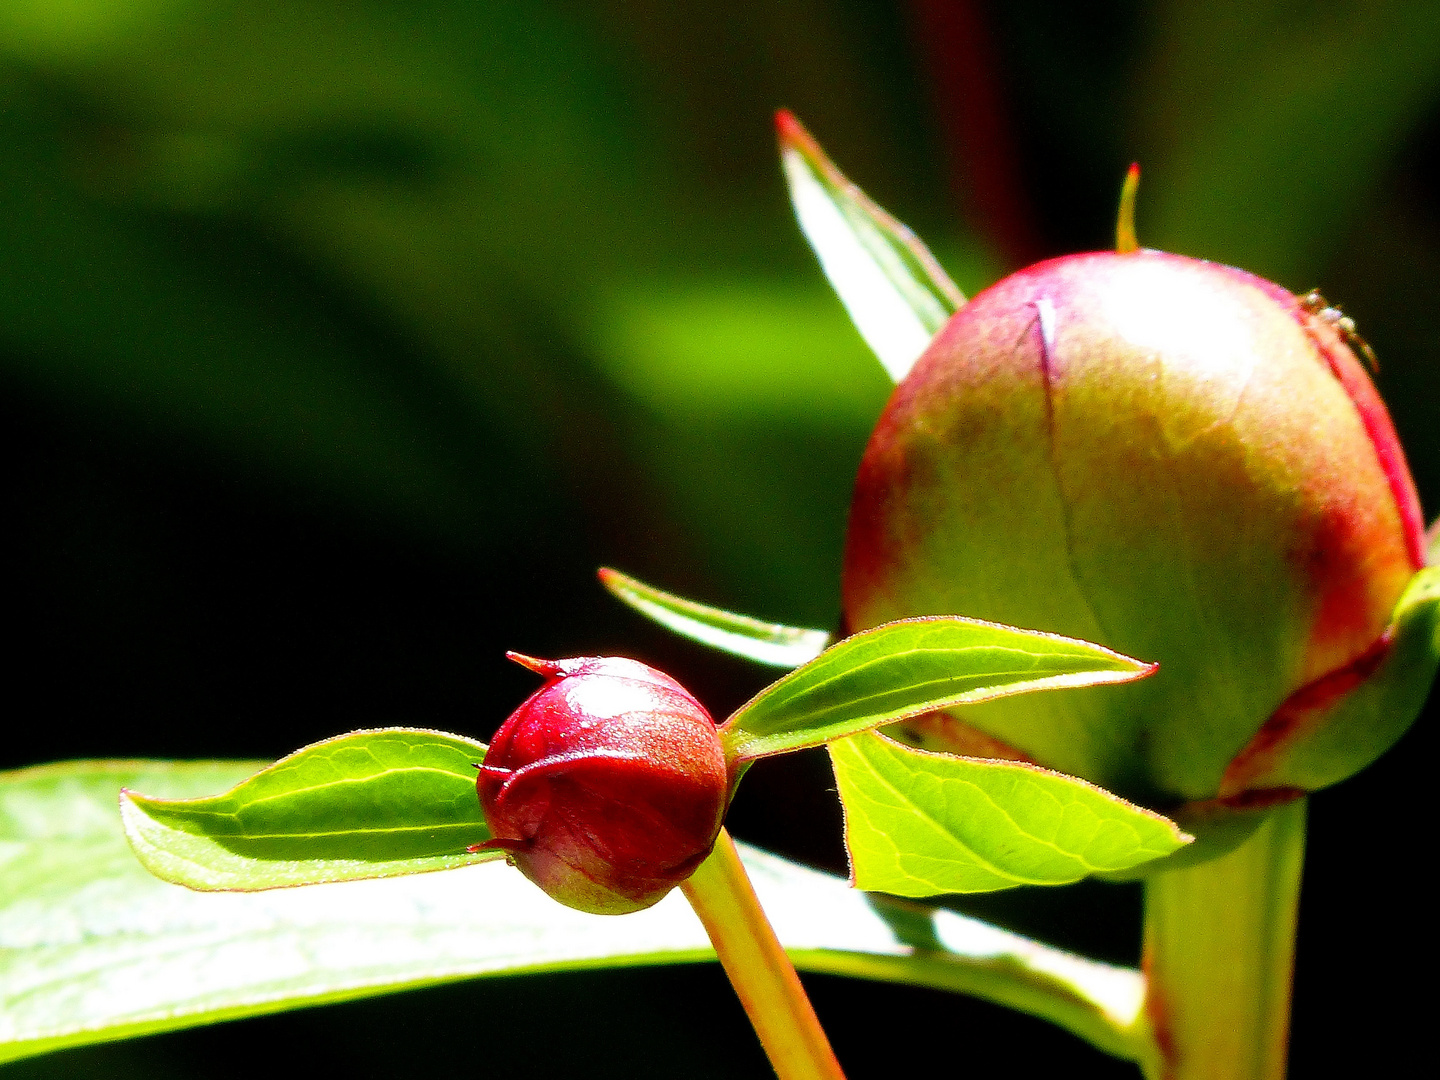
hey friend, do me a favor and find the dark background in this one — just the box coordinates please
[2,2,1434,1076]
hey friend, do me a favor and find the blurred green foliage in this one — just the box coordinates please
[2,2,1437,1077]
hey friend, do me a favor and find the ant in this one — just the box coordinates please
[1299,289,1378,372]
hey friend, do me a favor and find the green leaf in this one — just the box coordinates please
[720,616,1156,762]
[830,732,1191,896]
[1427,517,1438,566]
[2,760,1154,1065]
[121,729,501,890]
[777,109,964,382]
[598,567,830,668]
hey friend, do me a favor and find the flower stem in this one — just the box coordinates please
[681,829,847,1080]
[1140,798,1306,1080]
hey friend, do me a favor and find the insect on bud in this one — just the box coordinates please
[475,653,730,915]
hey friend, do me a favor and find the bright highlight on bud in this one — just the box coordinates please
[476,653,730,915]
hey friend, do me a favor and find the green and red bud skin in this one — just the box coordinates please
[478,654,729,916]
[1222,566,1440,795]
[844,249,1425,803]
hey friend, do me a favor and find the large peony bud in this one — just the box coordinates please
[477,653,730,915]
[843,250,1432,809]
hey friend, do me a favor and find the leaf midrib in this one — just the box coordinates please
[755,641,1092,717]
[142,819,486,843]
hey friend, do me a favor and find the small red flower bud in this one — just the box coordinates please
[476,653,730,915]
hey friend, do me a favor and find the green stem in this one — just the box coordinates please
[1140,798,1306,1080]
[681,830,847,1080]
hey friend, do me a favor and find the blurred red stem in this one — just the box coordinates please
[908,0,1043,266]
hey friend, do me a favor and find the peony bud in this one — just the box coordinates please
[843,250,1433,812]
[476,653,730,915]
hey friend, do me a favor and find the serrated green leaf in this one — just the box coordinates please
[598,567,830,668]
[830,732,1190,897]
[777,110,964,382]
[720,617,1156,762]
[121,729,501,890]
[2,760,1153,1065]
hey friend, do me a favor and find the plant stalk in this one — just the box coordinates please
[681,829,846,1080]
[1140,798,1306,1080]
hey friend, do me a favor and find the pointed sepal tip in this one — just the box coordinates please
[1116,163,1141,254]
[505,651,565,678]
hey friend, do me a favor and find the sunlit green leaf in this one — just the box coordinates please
[777,109,964,382]
[599,567,830,668]
[121,729,499,890]
[720,617,1155,762]
[1,760,1152,1065]
[1427,517,1438,566]
[830,732,1190,896]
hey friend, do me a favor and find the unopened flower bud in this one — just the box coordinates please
[477,653,730,915]
[844,250,1433,812]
